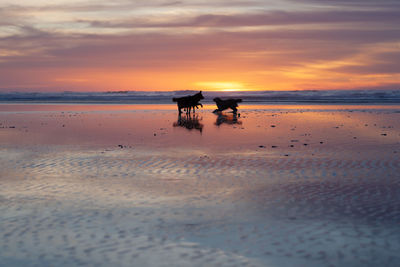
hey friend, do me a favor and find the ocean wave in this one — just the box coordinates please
[1,90,400,104]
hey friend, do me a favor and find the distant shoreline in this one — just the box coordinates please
[1,89,400,104]
[1,100,400,105]
[1,90,400,104]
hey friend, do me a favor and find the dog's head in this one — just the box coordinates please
[213,97,221,102]
[196,91,204,100]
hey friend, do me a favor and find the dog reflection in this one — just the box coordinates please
[173,114,204,133]
[214,112,242,126]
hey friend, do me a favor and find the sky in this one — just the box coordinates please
[0,0,400,92]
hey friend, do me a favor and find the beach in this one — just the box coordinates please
[1,103,400,267]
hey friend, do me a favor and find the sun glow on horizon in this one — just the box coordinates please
[0,1,399,92]
[194,82,249,92]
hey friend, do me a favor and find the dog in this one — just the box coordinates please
[173,91,204,114]
[213,98,242,113]
[184,102,203,113]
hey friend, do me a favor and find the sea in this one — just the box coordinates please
[1,90,400,104]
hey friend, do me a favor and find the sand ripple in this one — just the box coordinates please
[1,107,400,266]
[1,147,400,266]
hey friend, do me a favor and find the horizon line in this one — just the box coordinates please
[1,88,400,94]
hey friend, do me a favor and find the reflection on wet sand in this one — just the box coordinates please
[214,112,242,126]
[173,113,204,133]
[1,104,400,267]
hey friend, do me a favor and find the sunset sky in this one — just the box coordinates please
[1,0,399,92]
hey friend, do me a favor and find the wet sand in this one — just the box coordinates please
[1,104,400,266]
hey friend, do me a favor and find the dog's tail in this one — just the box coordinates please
[236,99,242,103]
[172,98,178,102]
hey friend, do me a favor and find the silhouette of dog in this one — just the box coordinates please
[173,91,204,114]
[184,102,203,113]
[213,98,242,113]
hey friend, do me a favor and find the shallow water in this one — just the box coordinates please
[1,104,400,266]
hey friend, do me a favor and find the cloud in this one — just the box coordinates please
[291,0,400,8]
[75,10,400,29]
[0,0,399,91]
[333,63,400,75]
[1,26,398,71]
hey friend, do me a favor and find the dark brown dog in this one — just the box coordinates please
[172,91,204,114]
[184,102,203,113]
[213,98,242,113]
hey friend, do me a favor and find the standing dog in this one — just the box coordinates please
[213,98,242,113]
[173,91,204,114]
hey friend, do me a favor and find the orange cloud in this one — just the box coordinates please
[0,1,399,91]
